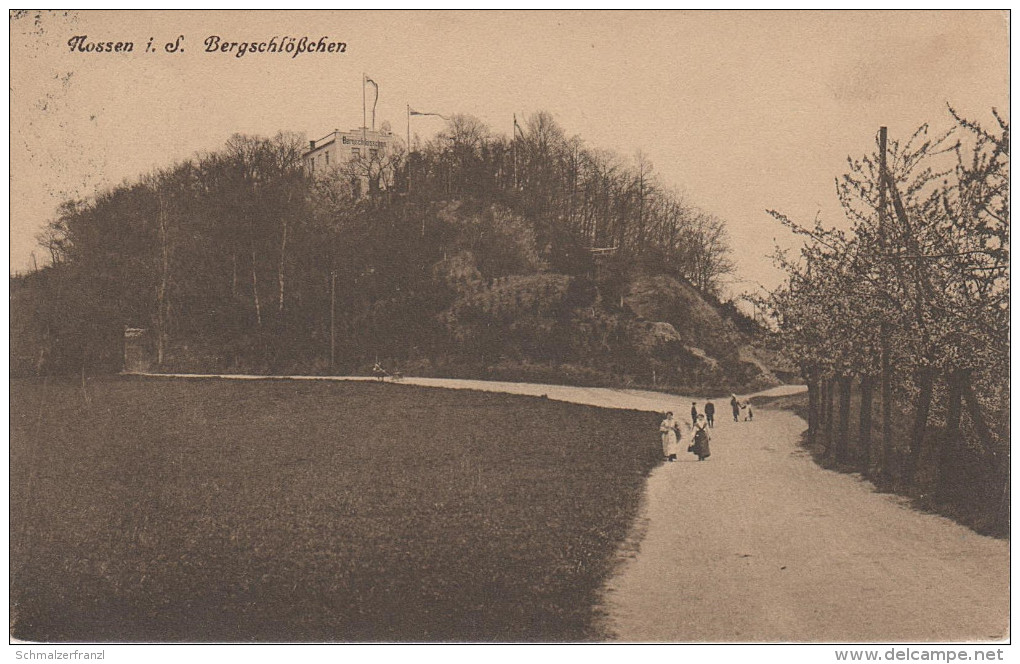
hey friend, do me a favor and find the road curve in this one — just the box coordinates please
[132,371,804,412]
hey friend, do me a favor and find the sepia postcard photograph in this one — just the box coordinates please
[8,9,1010,656]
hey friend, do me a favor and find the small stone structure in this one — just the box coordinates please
[123,327,153,373]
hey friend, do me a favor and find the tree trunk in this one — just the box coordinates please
[250,219,262,329]
[959,373,1008,534]
[823,378,835,456]
[908,367,934,485]
[961,374,995,454]
[837,375,851,464]
[156,192,172,367]
[278,216,289,314]
[859,375,875,476]
[329,270,336,372]
[817,378,826,448]
[806,369,818,446]
[935,368,965,504]
[996,473,1010,537]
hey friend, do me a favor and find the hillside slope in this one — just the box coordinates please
[621,273,780,392]
[11,263,785,396]
[406,255,782,394]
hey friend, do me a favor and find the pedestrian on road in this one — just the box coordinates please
[691,402,699,427]
[743,400,754,422]
[692,413,711,461]
[730,394,740,422]
[660,412,681,462]
[704,401,715,428]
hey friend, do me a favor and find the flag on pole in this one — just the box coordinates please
[409,108,447,119]
[364,76,379,131]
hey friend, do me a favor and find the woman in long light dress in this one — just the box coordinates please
[660,412,681,462]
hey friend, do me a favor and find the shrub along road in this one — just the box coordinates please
[137,374,1008,641]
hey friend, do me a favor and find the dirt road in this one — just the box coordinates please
[602,406,1009,642]
[141,372,804,412]
[141,373,1008,641]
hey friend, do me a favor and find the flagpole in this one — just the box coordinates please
[362,73,366,142]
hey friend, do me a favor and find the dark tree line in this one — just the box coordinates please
[765,108,1009,534]
[17,111,746,387]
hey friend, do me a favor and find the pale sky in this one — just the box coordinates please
[9,10,1010,295]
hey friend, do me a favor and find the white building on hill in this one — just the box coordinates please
[304,125,398,193]
[305,127,395,171]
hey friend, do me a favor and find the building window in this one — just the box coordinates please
[325,152,330,165]
[352,147,361,158]
[369,148,378,158]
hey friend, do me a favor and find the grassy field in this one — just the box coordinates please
[10,376,660,642]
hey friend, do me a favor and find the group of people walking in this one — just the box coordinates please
[730,394,753,422]
[660,395,755,463]
[660,404,711,463]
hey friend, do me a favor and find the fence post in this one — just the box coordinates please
[837,375,852,464]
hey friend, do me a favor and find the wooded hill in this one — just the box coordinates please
[12,112,778,394]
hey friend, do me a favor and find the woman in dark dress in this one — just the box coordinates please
[692,413,711,461]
